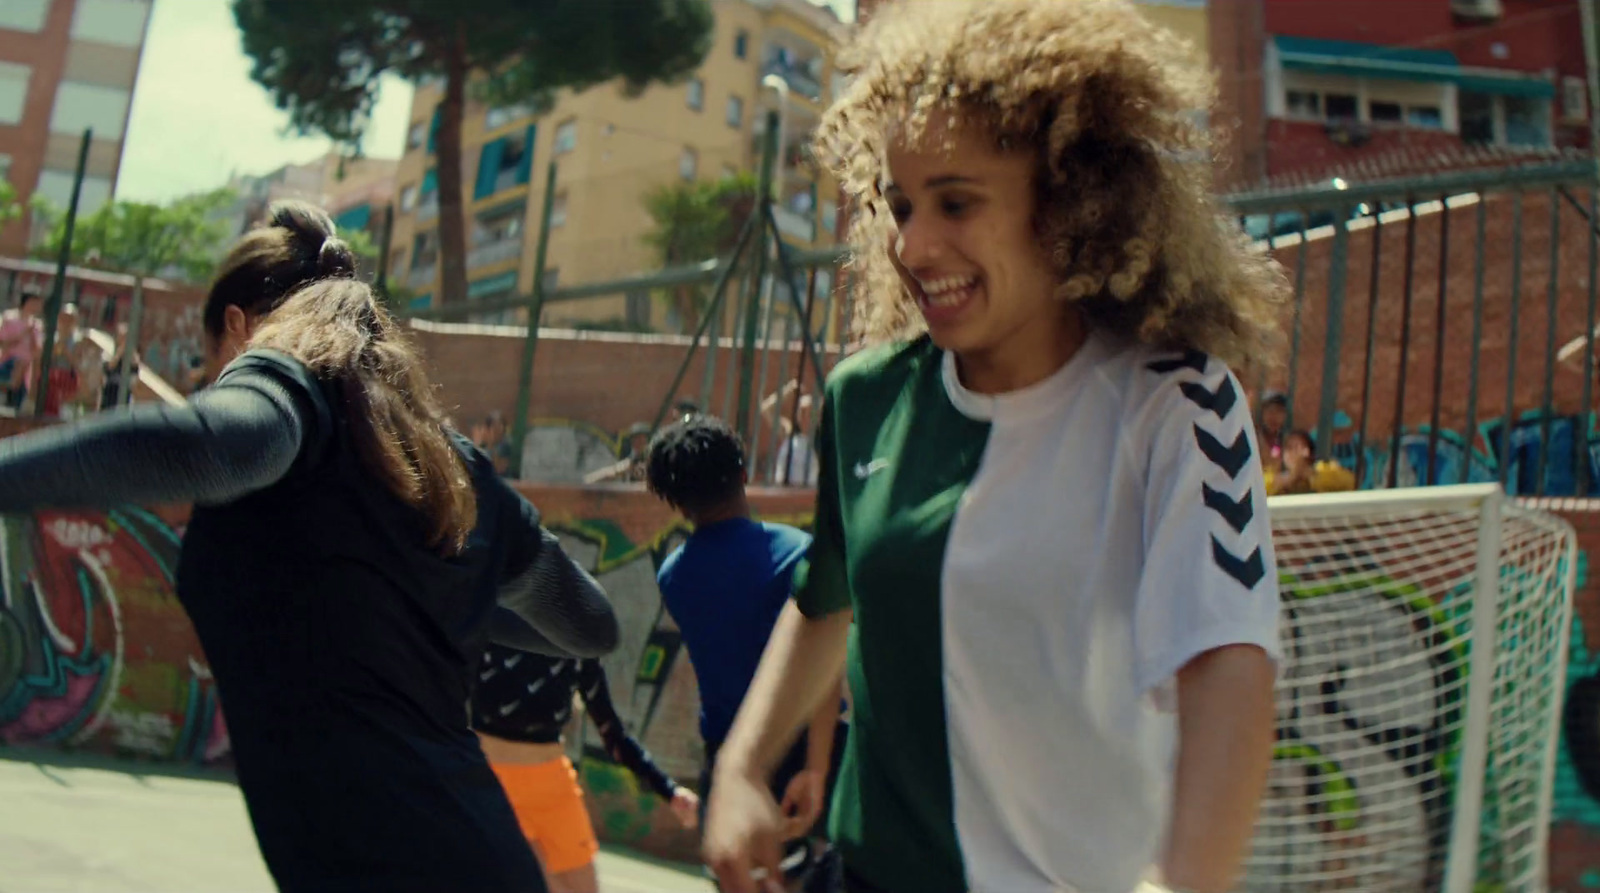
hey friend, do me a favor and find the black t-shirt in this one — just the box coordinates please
[176,352,545,893]
[471,644,677,800]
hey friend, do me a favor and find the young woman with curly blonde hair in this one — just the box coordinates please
[702,2,1288,892]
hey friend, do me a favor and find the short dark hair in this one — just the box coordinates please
[645,414,745,515]
[1287,429,1316,452]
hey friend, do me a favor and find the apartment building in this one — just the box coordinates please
[1225,0,1591,187]
[0,0,151,255]
[387,0,845,331]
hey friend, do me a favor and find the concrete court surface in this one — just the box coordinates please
[0,748,713,893]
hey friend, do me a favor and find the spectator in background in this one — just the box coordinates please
[100,323,140,410]
[43,304,103,419]
[760,379,819,487]
[0,291,45,412]
[1264,430,1356,496]
[1257,391,1288,468]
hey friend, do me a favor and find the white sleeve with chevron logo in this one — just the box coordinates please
[1132,352,1282,704]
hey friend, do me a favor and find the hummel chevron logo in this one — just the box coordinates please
[1202,483,1254,534]
[1147,350,1208,375]
[1211,536,1265,589]
[1180,375,1238,419]
[1193,426,1252,478]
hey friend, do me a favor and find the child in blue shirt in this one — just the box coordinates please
[646,414,845,888]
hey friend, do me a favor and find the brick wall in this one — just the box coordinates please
[409,322,840,436]
[1258,188,1597,442]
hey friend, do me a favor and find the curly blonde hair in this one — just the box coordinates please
[815,0,1287,368]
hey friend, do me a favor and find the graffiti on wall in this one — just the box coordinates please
[1325,411,1600,496]
[0,507,227,763]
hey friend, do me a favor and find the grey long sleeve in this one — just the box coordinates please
[0,371,305,513]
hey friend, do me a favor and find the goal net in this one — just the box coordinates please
[1241,484,1576,893]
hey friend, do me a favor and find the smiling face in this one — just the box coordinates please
[885,120,1069,369]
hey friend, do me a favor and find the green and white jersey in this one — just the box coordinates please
[793,332,1281,893]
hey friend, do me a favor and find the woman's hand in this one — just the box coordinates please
[669,785,701,830]
[704,767,788,893]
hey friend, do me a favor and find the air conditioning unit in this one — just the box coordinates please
[1563,76,1589,124]
[1451,0,1503,19]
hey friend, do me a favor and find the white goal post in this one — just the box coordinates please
[1243,484,1577,893]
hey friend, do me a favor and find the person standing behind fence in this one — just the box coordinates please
[760,380,820,486]
[0,291,43,412]
[0,200,622,893]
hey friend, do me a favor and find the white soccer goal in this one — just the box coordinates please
[1241,484,1576,893]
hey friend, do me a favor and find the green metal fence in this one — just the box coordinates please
[406,147,1600,496]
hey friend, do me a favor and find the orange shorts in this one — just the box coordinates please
[491,757,599,874]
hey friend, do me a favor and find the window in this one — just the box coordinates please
[1563,76,1588,123]
[541,268,560,292]
[554,119,577,155]
[1325,93,1358,120]
[1459,91,1551,147]
[735,30,749,59]
[475,126,534,198]
[1504,95,1551,146]
[486,103,531,131]
[0,0,48,32]
[726,95,743,129]
[1407,106,1443,129]
[0,63,28,125]
[1459,91,1495,143]
[687,78,705,111]
[389,249,408,280]
[412,231,439,269]
[1369,100,1402,124]
[1285,90,1321,119]
[51,82,131,136]
[549,192,568,228]
[400,185,418,212]
[72,0,149,47]
[680,147,698,181]
[0,154,11,182]
[407,121,427,151]
[35,171,112,215]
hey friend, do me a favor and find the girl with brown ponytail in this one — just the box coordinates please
[0,200,616,893]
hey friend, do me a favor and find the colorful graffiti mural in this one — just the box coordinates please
[1329,411,1600,496]
[0,507,227,763]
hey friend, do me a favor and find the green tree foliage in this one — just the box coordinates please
[31,189,237,283]
[642,171,758,331]
[233,0,715,306]
[0,177,20,227]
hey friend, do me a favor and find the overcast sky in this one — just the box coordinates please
[114,0,855,204]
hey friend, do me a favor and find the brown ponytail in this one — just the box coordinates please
[213,200,476,555]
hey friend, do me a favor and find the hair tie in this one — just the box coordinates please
[318,237,355,278]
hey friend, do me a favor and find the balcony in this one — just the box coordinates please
[468,238,523,270]
[407,265,437,290]
[763,61,823,102]
[763,34,825,102]
[417,198,439,223]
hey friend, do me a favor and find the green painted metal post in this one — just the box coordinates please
[508,161,559,478]
[1461,198,1490,485]
[375,203,395,302]
[1315,207,1352,460]
[735,110,781,444]
[34,128,92,420]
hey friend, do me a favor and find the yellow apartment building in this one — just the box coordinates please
[388,0,846,331]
